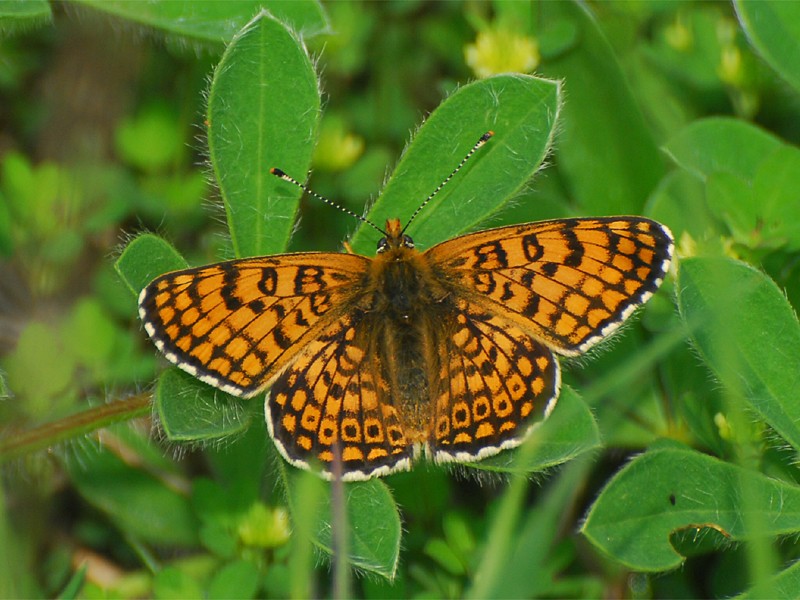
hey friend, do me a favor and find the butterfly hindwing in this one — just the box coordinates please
[426,217,673,356]
[430,300,559,463]
[266,313,413,481]
[138,253,369,398]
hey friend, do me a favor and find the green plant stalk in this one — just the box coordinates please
[0,394,151,464]
[330,466,351,598]
[465,423,587,598]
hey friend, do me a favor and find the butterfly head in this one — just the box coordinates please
[377,218,415,254]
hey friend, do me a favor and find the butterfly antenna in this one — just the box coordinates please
[270,168,387,236]
[401,130,494,234]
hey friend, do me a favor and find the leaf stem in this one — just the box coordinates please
[0,393,152,464]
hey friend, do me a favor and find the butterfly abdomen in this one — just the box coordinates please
[365,246,452,440]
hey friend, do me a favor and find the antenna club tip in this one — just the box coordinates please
[270,167,285,177]
[482,131,494,141]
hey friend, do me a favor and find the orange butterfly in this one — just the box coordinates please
[139,133,673,480]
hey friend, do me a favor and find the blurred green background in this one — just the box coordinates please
[2,1,800,598]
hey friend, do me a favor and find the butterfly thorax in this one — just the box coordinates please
[359,219,452,438]
[369,219,448,322]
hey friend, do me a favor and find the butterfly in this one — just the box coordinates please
[138,132,674,481]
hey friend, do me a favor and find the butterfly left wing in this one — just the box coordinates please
[428,300,560,463]
[267,311,414,481]
[138,253,369,398]
[425,217,673,356]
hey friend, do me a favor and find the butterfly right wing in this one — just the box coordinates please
[138,253,370,398]
[426,217,673,356]
[428,299,560,463]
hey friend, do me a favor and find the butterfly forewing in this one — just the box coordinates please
[138,253,369,398]
[426,217,673,356]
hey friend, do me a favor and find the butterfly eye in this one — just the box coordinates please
[376,237,389,253]
[402,235,415,249]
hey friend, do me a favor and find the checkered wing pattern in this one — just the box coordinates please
[429,301,559,463]
[426,217,673,356]
[138,253,369,398]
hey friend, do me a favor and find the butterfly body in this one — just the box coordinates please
[140,216,673,480]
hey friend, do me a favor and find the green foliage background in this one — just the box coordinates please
[2,1,800,598]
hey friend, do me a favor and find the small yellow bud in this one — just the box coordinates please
[465,28,539,79]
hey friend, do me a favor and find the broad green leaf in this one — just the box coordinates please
[348,74,561,254]
[705,171,754,243]
[207,11,320,258]
[67,440,199,547]
[153,567,205,600]
[582,444,800,571]
[156,369,255,441]
[467,386,600,473]
[0,0,51,28]
[648,170,720,241]
[750,146,800,250]
[663,117,782,182]
[72,0,328,43]
[115,234,188,297]
[735,0,800,96]
[538,2,663,215]
[207,560,260,600]
[677,257,800,451]
[284,470,401,580]
[115,103,185,172]
[707,146,800,251]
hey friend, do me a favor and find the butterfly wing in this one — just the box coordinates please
[429,300,559,463]
[138,253,369,398]
[425,217,673,356]
[266,311,413,481]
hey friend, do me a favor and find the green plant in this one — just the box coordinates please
[2,1,800,598]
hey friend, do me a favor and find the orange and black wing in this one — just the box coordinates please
[426,217,673,356]
[428,300,559,463]
[138,253,369,398]
[266,312,414,481]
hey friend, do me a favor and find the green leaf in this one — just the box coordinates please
[663,117,782,182]
[648,170,721,242]
[0,0,51,30]
[676,257,800,451]
[284,471,401,580]
[207,560,260,600]
[67,441,199,547]
[207,11,320,258]
[115,234,188,297]
[705,171,753,242]
[156,369,255,441]
[735,0,800,96]
[538,1,663,215]
[57,563,86,600]
[467,386,600,473]
[582,444,800,571]
[348,74,561,254]
[2,320,73,403]
[734,559,800,600]
[749,146,800,250]
[61,298,116,368]
[115,103,185,173]
[153,567,204,600]
[706,146,800,252]
[72,0,328,43]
